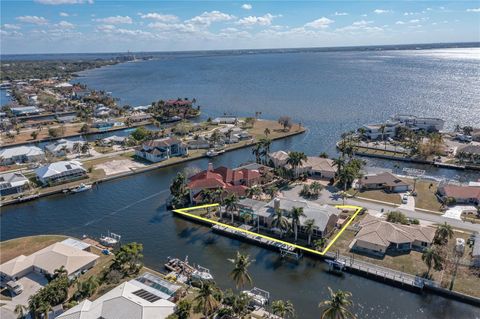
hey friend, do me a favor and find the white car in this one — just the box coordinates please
[402,195,408,204]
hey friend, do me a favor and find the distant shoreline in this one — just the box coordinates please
[2,41,479,60]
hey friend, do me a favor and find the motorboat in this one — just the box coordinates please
[165,256,214,281]
[242,287,270,307]
[100,231,121,246]
[206,149,225,157]
[71,183,92,193]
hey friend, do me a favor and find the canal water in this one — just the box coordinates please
[2,47,480,318]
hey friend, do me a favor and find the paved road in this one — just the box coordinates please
[281,185,480,233]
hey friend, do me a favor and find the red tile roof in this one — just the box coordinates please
[187,166,259,195]
[440,185,480,200]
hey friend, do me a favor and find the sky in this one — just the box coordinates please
[1,1,479,54]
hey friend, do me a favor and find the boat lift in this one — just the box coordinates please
[280,248,303,260]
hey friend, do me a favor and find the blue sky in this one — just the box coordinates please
[1,1,479,54]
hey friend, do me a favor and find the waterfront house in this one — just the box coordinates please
[35,160,87,185]
[268,150,290,168]
[187,136,210,149]
[92,119,117,128]
[99,135,127,146]
[45,139,85,157]
[391,114,445,132]
[93,104,111,117]
[358,172,411,193]
[212,117,238,125]
[187,163,261,202]
[362,121,398,140]
[11,106,44,116]
[135,137,188,163]
[129,113,153,123]
[0,172,29,196]
[0,239,98,282]
[437,184,480,205]
[350,215,435,256]
[57,273,179,319]
[0,145,45,165]
[253,198,340,238]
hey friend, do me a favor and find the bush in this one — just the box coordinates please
[386,211,409,225]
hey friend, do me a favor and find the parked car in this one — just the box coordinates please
[402,195,408,204]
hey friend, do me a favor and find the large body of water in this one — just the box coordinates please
[2,47,480,318]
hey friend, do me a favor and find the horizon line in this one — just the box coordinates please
[1,41,479,57]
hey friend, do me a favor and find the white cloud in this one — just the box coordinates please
[466,8,480,12]
[187,11,235,26]
[1,30,23,37]
[59,12,69,17]
[34,0,93,4]
[56,20,75,29]
[373,9,391,14]
[147,22,198,34]
[241,4,252,10]
[3,24,21,30]
[334,12,348,16]
[352,20,373,26]
[304,17,334,29]
[16,16,49,25]
[395,21,405,25]
[95,16,133,25]
[140,13,179,23]
[236,13,280,27]
[409,19,420,24]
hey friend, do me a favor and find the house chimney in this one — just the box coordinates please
[208,162,213,172]
[274,197,280,212]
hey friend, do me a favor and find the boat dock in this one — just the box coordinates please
[212,224,296,253]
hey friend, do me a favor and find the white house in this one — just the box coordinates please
[0,145,45,165]
[35,160,87,185]
[392,114,445,132]
[0,172,29,196]
[472,234,480,268]
[11,106,44,116]
[268,150,290,168]
[362,121,398,140]
[45,139,85,157]
[135,138,188,163]
[0,239,98,281]
[57,273,179,319]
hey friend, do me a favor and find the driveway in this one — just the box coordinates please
[442,205,478,221]
[2,272,47,312]
[398,193,415,211]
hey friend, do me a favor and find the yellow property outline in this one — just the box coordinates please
[173,204,363,256]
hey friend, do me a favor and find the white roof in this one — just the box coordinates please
[35,160,86,179]
[45,139,85,153]
[61,238,91,251]
[0,242,98,277]
[57,279,176,319]
[0,145,44,160]
[0,172,29,189]
[55,82,73,88]
[268,150,289,161]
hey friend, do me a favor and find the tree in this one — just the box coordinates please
[53,266,68,279]
[131,126,151,141]
[30,130,39,140]
[290,206,305,242]
[313,238,327,251]
[224,193,239,224]
[80,143,91,155]
[264,127,271,137]
[278,116,293,131]
[14,304,27,319]
[74,276,99,300]
[271,300,295,318]
[80,123,90,134]
[271,209,289,237]
[422,246,444,278]
[304,219,316,245]
[434,222,454,246]
[110,242,144,276]
[319,152,329,158]
[286,151,307,177]
[169,173,190,209]
[48,127,61,138]
[252,143,262,164]
[319,287,356,319]
[174,299,192,319]
[228,251,254,289]
[386,211,408,225]
[265,185,278,199]
[193,281,221,317]
[246,185,261,199]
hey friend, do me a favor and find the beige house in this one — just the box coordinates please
[268,151,336,179]
[0,239,99,281]
[350,215,435,256]
[359,172,411,193]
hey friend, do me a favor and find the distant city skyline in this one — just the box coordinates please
[1,1,479,54]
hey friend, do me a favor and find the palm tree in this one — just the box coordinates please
[228,251,254,289]
[38,302,52,319]
[313,238,327,251]
[422,246,444,278]
[319,287,356,319]
[175,299,192,319]
[304,219,316,245]
[14,304,27,319]
[224,193,238,223]
[264,127,271,137]
[271,300,295,318]
[266,185,278,199]
[434,222,454,245]
[194,281,221,317]
[246,185,261,199]
[53,265,68,279]
[290,206,305,242]
[310,181,323,195]
[286,151,307,177]
[271,209,289,237]
[252,143,262,164]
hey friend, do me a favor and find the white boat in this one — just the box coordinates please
[242,287,270,306]
[100,231,121,246]
[191,265,214,281]
[71,183,92,193]
[206,149,225,157]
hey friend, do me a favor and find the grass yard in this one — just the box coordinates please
[406,179,443,212]
[348,189,402,205]
[0,235,68,263]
